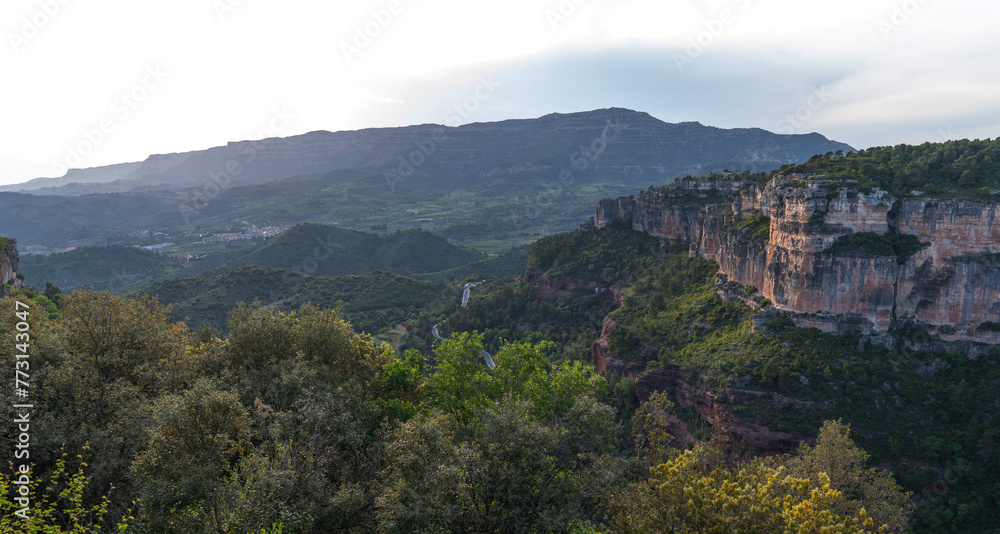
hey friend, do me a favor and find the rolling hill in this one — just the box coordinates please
[133,266,450,334]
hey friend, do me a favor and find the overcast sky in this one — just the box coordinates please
[1,0,998,185]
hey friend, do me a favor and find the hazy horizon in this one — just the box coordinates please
[3,0,998,186]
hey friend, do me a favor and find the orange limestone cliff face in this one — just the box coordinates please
[0,237,22,298]
[595,175,1000,344]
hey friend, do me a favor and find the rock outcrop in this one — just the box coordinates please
[525,270,624,306]
[633,368,799,452]
[0,237,22,298]
[595,174,1000,344]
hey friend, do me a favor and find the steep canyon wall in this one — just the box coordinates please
[595,175,1000,344]
[0,237,21,298]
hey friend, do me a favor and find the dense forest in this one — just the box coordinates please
[784,138,1000,199]
[135,266,452,335]
[1,288,911,533]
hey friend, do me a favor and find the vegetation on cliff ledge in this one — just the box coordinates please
[725,213,771,242]
[824,232,928,264]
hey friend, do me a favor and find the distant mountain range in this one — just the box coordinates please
[1,108,853,249]
[4,108,852,196]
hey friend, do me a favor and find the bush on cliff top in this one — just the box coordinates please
[785,138,1000,199]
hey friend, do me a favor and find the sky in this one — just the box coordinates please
[1,0,998,186]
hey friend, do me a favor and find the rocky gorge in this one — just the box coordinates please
[594,174,1000,345]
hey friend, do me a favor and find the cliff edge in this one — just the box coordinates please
[595,174,1000,344]
[0,237,22,298]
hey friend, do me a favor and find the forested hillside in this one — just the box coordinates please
[19,225,486,293]
[0,289,910,533]
[138,266,451,334]
[183,224,485,278]
[17,245,181,292]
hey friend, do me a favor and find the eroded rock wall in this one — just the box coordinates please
[595,175,1000,343]
[0,238,21,298]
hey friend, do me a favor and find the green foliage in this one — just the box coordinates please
[978,321,1000,332]
[32,293,60,320]
[438,275,617,362]
[138,266,446,334]
[425,333,607,423]
[785,420,914,532]
[787,138,1000,199]
[528,219,666,285]
[374,333,627,532]
[825,232,929,264]
[189,224,484,279]
[414,245,531,283]
[613,443,891,534]
[0,452,132,533]
[607,252,745,362]
[630,390,677,465]
[18,245,182,292]
[131,379,251,531]
[44,282,64,308]
[725,213,770,242]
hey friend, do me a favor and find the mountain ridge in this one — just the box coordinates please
[2,108,853,196]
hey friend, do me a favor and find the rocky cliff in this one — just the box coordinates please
[595,174,1000,344]
[0,237,22,298]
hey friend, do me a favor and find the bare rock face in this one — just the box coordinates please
[0,237,22,298]
[595,174,1000,344]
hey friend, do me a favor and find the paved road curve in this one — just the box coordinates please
[432,323,496,370]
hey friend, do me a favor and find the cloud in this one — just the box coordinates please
[1,0,998,185]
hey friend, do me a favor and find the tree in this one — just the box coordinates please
[613,445,889,534]
[30,291,190,510]
[0,451,133,533]
[784,420,914,533]
[376,415,472,534]
[630,390,678,465]
[44,282,63,308]
[378,337,625,532]
[424,332,495,424]
[131,379,250,534]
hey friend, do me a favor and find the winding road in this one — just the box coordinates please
[431,323,497,370]
[432,281,496,370]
